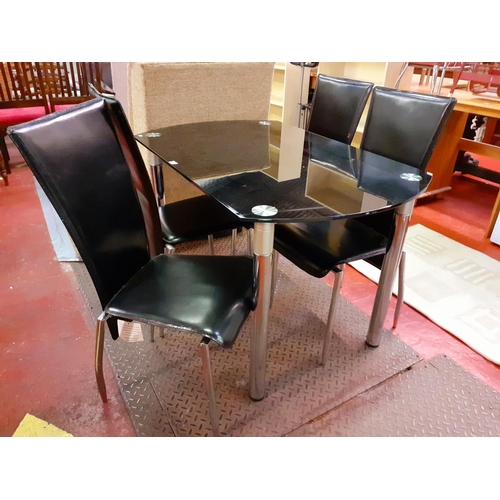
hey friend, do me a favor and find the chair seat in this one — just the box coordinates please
[105,254,255,348]
[274,218,389,279]
[159,195,244,245]
[0,106,48,127]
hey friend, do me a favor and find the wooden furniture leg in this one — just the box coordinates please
[425,110,469,197]
[486,189,500,238]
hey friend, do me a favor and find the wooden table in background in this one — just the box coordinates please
[423,89,500,237]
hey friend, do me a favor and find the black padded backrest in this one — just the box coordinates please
[8,98,159,317]
[360,87,456,171]
[307,74,374,144]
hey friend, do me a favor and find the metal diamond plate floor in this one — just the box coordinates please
[287,355,500,436]
[70,230,426,436]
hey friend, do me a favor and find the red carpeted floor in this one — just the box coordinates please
[1,141,500,437]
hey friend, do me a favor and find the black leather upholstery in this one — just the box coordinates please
[7,98,255,347]
[9,99,153,318]
[274,86,457,324]
[307,74,374,144]
[274,217,389,278]
[106,254,254,348]
[159,195,243,246]
[361,86,457,170]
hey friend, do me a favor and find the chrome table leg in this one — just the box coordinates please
[393,250,406,329]
[231,228,237,255]
[149,153,164,207]
[249,222,275,401]
[247,227,254,256]
[366,200,414,347]
[270,249,279,307]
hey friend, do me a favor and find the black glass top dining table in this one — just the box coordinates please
[136,120,431,401]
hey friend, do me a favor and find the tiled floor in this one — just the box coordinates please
[1,138,500,437]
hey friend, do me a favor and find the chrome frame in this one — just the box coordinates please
[395,62,442,95]
[393,251,406,329]
[95,311,222,436]
[366,200,414,346]
[322,264,345,365]
[199,337,220,436]
[149,153,165,207]
[231,228,237,255]
[149,152,237,257]
[255,200,415,396]
[250,222,275,400]
[270,249,279,307]
[247,228,254,256]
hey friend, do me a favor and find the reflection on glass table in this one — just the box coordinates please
[136,120,431,401]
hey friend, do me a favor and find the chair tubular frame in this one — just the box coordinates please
[95,312,222,436]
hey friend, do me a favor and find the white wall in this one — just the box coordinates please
[110,62,129,116]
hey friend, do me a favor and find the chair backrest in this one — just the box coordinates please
[358,88,456,269]
[39,62,110,112]
[360,87,456,171]
[7,98,163,330]
[307,74,374,144]
[0,62,50,111]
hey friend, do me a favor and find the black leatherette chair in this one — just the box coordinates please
[158,193,244,254]
[87,84,244,257]
[8,97,256,436]
[274,86,456,364]
[307,74,374,143]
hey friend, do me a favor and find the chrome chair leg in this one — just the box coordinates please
[436,63,448,95]
[208,234,215,255]
[159,327,165,338]
[199,337,220,437]
[247,227,253,256]
[95,312,109,403]
[164,244,175,255]
[394,62,409,89]
[270,249,279,307]
[231,228,237,255]
[393,250,406,329]
[322,264,345,365]
[430,64,439,94]
[149,324,155,342]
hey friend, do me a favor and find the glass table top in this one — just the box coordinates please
[136,120,431,223]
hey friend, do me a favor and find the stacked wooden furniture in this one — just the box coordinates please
[0,62,50,185]
[0,62,110,185]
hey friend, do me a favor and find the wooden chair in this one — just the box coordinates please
[39,62,113,113]
[0,62,51,182]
